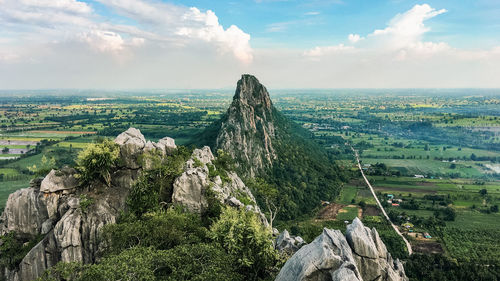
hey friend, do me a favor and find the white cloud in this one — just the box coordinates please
[19,0,92,14]
[94,0,253,63]
[176,8,253,63]
[307,4,449,60]
[0,0,253,63]
[79,30,125,53]
[304,44,354,57]
[1,2,500,88]
[304,11,320,16]
[370,4,447,50]
[348,33,363,43]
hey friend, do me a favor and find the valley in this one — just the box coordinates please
[0,87,499,280]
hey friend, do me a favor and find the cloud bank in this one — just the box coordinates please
[0,2,499,89]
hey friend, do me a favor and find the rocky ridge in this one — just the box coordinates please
[275,218,408,281]
[215,74,277,178]
[0,128,267,281]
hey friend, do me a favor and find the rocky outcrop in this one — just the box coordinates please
[275,218,408,281]
[0,128,148,281]
[275,230,305,255]
[215,74,277,178]
[0,186,48,238]
[1,128,269,281]
[172,145,269,227]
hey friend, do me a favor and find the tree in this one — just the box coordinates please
[479,189,488,196]
[76,138,120,187]
[1,147,9,154]
[490,205,499,213]
[248,178,280,229]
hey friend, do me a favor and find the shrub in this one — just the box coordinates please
[210,207,279,280]
[76,139,119,187]
[0,232,43,270]
[127,146,190,216]
[102,208,207,255]
[39,245,244,281]
[79,194,94,213]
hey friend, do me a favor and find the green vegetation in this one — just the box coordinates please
[127,147,191,217]
[0,232,43,270]
[75,138,120,187]
[210,207,281,280]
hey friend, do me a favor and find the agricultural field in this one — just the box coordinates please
[0,90,499,266]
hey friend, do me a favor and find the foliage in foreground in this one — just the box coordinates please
[38,245,244,281]
[127,146,191,217]
[210,207,282,280]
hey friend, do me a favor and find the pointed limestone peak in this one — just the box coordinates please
[233,74,273,112]
[215,74,277,178]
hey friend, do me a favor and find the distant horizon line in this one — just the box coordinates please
[1,87,500,92]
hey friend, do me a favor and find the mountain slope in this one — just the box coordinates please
[193,74,346,219]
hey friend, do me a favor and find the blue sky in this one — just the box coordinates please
[1,0,500,89]
[84,0,500,49]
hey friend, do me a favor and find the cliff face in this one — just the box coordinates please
[0,128,266,281]
[275,218,408,281]
[215,74,277,178]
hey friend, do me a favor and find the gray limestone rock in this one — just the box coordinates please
[114,127,147,169]
[275,218,408,281]
[40,168,78,194]
[0,188,48,237]
[216,75,277,178]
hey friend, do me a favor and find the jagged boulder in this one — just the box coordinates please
[275,230,305,255]
[115,127,147,169]
[275,218,408,281]
[0,187,48,237]
[145,137,177,155]
[1,128,146,281]
[40,168,78,194]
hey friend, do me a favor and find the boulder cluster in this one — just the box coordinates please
[275,218,408,281]
[0,128,267,281]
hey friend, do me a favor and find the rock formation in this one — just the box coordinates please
[0,128,267,281]
[215,74,277,177]
[172,146,269,226]
[275,229,305,255]
[275,218,408,281]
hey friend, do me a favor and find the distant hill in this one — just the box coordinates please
[191,74,346,219]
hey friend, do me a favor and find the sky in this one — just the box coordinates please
[1,0,500,89]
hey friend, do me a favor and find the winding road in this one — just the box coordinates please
[351,146,413,256]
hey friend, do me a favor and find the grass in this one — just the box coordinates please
[337,206,359,221]
[339,186,358,204]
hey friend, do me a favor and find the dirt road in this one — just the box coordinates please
[351,146,413,256]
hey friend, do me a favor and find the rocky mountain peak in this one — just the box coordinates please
[233,74,273,112]
[215,74,277,178]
